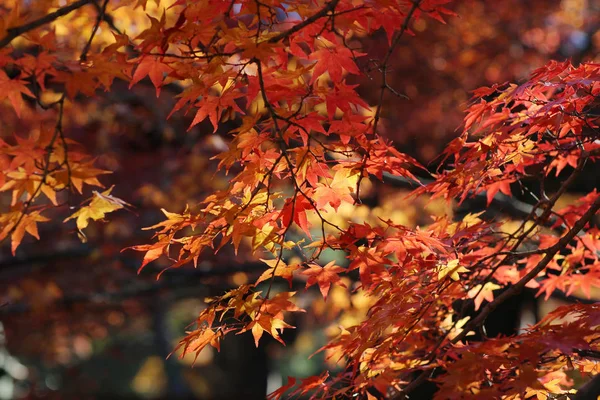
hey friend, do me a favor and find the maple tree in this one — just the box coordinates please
[1,0,600,399]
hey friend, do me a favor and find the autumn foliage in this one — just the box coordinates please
[1,0,600,398]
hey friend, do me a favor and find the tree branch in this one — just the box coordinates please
[80,0,109,61]
[454,194,600,342]
[574,374,600,400]
[91,0,122,35]
[393,194,600,399]
[0,0,94,49]
[381,172,558,226]
[267,0,340,44]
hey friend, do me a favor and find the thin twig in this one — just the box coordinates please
[268,0,340,43]
[91,0,122,34]
[371,0,421,135]
[80,0,109,61]
[3,95,66,245]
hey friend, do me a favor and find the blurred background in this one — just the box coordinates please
[1,0,600,398]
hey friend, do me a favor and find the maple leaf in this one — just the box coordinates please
[4,134,45,174]
[255,258,300,287]
[302,261,346,300]
[0,70,34,118]
[314,167,356,211]
[54,161,110,194]
[280,195,313,237]
[464,101,490,130]
[566,272,600,300]
[64,187,129,236]
[440,315,473,341]
[437,259,469,281]
[262,292,304,315]
[323,82,370,121]
[0,209,49,255]
[129,57,173,97]
[524,385,552,400]
[536,274,567,301]
[61,70,97,99]
[245,312,294,347]
[167,84,207,119]
[129,240,169,274]
[188,91,244,132]
[176,327,221,365]
[468,282,502,311]
[267,377,297,400]
[0,169,61,206]
[142,207,193,233]
[295,372,330,396]
[291,113,326,146]
[485,179,513,205]
[309,46,363,83]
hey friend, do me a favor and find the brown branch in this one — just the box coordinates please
[0,0,94,49]
[267,0,340,43]
[91,0,122,35]
[381,172,553,223]
[80,0,109,61]
[455,194,600,342]
[574,374,600,400]
[393,193,600,399]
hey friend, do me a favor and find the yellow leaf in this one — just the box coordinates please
[437,259,469,281]
[64,187,129,235]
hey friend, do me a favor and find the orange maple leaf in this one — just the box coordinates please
[302,261,346,300]
[130,57,173,97]
[0,209,49,255]
[0,70,34,118]
[256,258,300,287]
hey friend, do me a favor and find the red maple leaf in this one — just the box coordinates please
[281,195,313,237]
[188,90,244,132]
[309,46,363,83]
